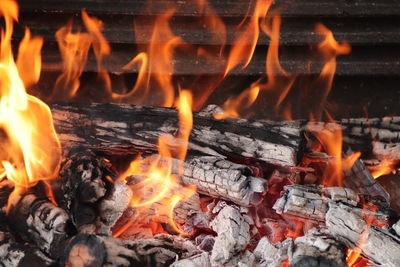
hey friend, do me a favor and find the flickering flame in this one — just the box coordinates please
[309,119,360,187]
[224,0,273,76]
[371,157,396,178]
[116,10,184,106]
[53,20,92,99]
[311,24,351,119]
[0,0,61,208]
[117,90,195,236]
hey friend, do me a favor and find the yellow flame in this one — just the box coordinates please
[0,0,61,209]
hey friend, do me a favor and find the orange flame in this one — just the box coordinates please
[117,90,195,236]
[53,20,92,100]
[115,10,183,106]
[224,0,273,76]
[371,157,396,179]
[0,0,61,209]
[309,119,360,187]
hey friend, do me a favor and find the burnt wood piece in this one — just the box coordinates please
[54,150,116,232]
[289,229,347,267]
[209,203,250,266]
[273,185,390,225]
[0,231,55,267]
[51,102,301,166]
[18,0,400,17]
[326,203,400,267]
[170,252,211,267]
[63,233,198,267]
[7,194,70,259]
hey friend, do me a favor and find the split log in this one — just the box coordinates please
[326,203,400,266]
[288,229,347,267]
[51,102,302,166]
[54,150,116,232]
[0,231,55,267]
[62,233,198,267]
[273,185,390,225]
[209,203,250,266]
[254,237,292,267]
[7,193,70,258]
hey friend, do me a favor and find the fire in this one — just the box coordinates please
[224,0,273,76]
[0,0,61,208]
[116,90,195,236]
[309,119,360,187]
[371,157,396,178]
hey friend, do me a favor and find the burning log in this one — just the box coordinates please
[288,229,347,267]
[181,156,266,206]
[63,233,198,267]
[326,203,400,266]
[51,102,302,166]
[7,193,70,258]
[209,203,251,265]
[0,231,55,266]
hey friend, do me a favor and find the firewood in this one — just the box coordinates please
[7,193,70,258]
[62,233,198,267]
[288,229,347,267]
[326,203,400,266]
[0,231,55,267]
[54,150,115,232]
[51,102,302,166]
[209,204,250,265]
[254,237,292,267]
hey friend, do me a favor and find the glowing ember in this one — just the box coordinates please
[0,0,61,208]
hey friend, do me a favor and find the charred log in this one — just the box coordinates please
[51,103,302,167]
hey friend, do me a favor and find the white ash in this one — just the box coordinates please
[254,237,292,267]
